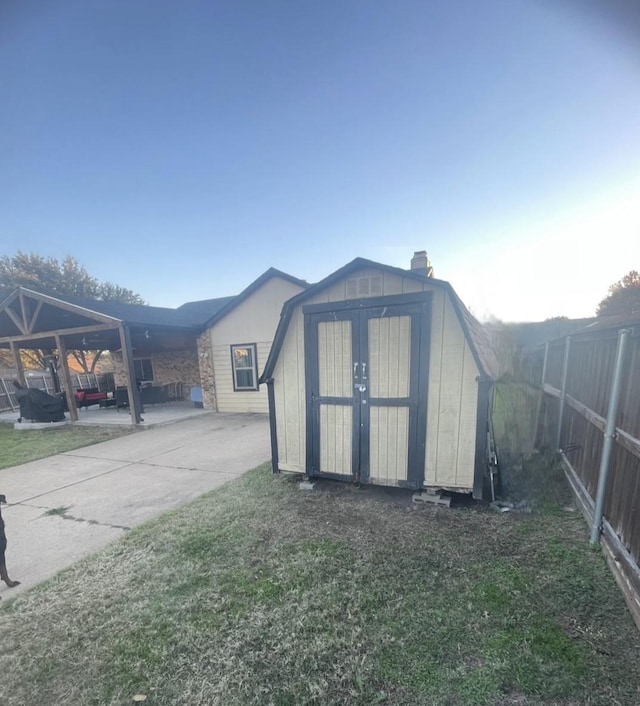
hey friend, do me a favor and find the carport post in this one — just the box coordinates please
[10,340,26,386]
[55,335,78,421]
[119,324,143,425]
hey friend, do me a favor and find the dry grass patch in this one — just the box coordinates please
[0,422,135,469]
[1,462,639,705]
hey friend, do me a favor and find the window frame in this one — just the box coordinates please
[133,357,154,382]
[230,343,259,392]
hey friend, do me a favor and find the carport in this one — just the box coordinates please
[0,287,200,425]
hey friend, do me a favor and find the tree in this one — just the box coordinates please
[0,252,145,304]
[596,270,640,318]
[0,252,146,373]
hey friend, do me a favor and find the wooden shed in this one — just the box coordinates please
[260,255,499,498]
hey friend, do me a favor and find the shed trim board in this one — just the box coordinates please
[303,294,431,489]
[473,377,493,499]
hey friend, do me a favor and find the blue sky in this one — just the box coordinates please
[1,0,639,321]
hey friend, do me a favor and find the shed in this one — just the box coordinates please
[260,255,499,498]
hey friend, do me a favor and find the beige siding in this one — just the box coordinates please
[211,277,304,345]
[274,308,306,470]
[207,275,305,414]
[425,290,479,490]
[320,404,352,475]
[369,406,409,484]
[212,341,272,413]
[317,268,426,303]
[368,316,410,398]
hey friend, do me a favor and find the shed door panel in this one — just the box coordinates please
[367,315,412,484]
[318,321,352,397]
[319,404,352,476]
[369,406,409,483]
[311,315,358,479]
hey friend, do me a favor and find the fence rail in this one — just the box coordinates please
[537,325,640,629]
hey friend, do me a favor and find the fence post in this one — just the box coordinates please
[590,328,631,544]
[556,336,571,450]
[534,341,549,446]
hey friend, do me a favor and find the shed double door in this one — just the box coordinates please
[305,298,429,488]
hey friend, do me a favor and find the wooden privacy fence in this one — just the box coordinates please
[537,324,640,628]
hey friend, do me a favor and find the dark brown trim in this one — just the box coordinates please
[18,291,29,332]
[414,297,432,489]
[55,334,78,422]
[0,322,118,345]
[266,379,279,474]
[27,300,44,334]
[7,287,120,325]
[10,340,26,386]
[304,312,317,474]
[119,325,144,424]
[442,281,491,379]
[472,377,492,500]
[4,306,27,335]
[302,291,432,315]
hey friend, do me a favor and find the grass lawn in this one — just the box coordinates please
[0,422,134,469]
[1,460,640,705]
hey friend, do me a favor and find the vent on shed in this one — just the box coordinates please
[346,275,383,299]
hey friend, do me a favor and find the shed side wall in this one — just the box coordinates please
[425,290,479,490]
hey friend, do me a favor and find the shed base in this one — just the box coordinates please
[412,491,452,507]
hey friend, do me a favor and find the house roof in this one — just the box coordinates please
[0,267,309,350]
[176,296,237,324]
[45,293,199,328]
[198,268,309,329]
[260,257,499,383]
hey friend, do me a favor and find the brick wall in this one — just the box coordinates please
[113,349,200,399]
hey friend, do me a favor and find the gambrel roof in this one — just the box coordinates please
[261,257,499,383]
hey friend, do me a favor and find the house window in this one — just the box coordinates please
[231,344,258,391]
[134,358,154,382]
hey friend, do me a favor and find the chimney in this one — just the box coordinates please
[410,250,433,277]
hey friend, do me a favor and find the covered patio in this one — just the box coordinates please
[0,400,211,428]
[0,287,203,426]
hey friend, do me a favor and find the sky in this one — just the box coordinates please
[1,0,639,322]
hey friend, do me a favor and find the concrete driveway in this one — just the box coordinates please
[0,413,270,599]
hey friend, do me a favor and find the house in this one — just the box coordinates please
[189,269,308,413]
[0,268,307,424]
[259,253,499,498]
